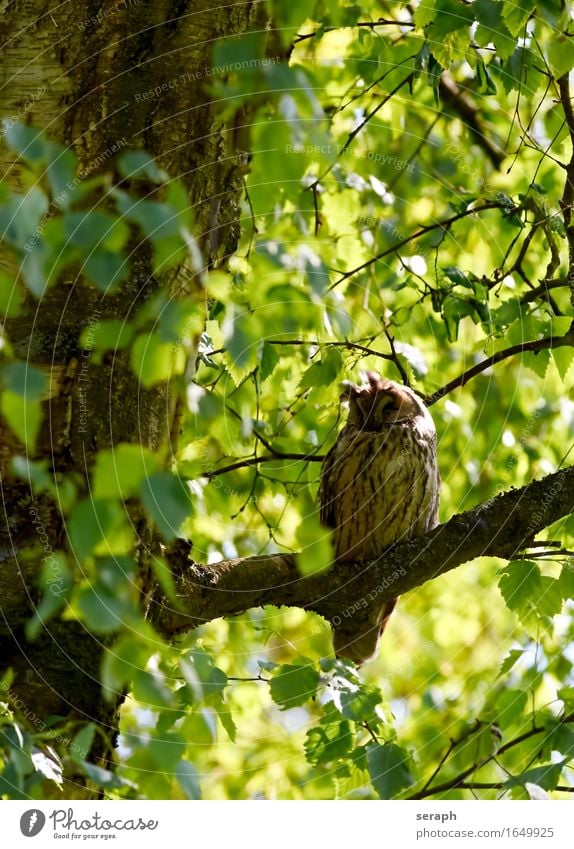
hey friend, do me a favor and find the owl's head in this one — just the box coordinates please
[340,372,427,430]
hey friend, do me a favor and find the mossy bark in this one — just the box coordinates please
[0,0,255,793]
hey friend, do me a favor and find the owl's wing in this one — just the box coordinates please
[318,445,338,530]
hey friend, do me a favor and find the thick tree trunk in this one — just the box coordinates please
[0,0,255,791]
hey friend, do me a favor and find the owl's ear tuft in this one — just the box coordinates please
[359,370,383,390]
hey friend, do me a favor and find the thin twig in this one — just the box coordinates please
[267,338,394,361]
[426,331,574,406]
[329,202,506,291]
[203,451,325,479]
[409,712,574,799]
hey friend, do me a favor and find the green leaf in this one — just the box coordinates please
[536,576,564,618]
[131,332,185,387]
[259,340,279,381]
[62,211,128,250]
[80,319,135,353]
[224,311,261,383]
[545,720,574,758]
[502,0,534,35]
[147,731,186,770]
[114,190,181,241]
[339,685,383,724]
[75,579,139,634]
[2,362,46,400]
[213,30,264,74]
[25,553,73,641]
[499,560,541,610]
[156,299,203,345]
[552,347,574,382]
[149,555,179,604]
[2,123,50,162]
[305,719,354,765]
[101,635,150,695]
[299,347,342,390]
[118,150,168,183]
[522,349,550,379]
[67,499,124,562]
[176,759,202,799]
[0,188,49,252]
[547,38,574,79]
[46,148,78,206]
[498,649,524,678]
[476,58,497,95]
[557,563,574,601]
[70,724,96,763]
[425,0,474,37]
[11,456,52,492]
[498,560,554,635]
[140,472,193,541]
[557,687,574,710]
[394,341,428,378]
[475,0,516,59]
[93,443,158,500]
[505,760,566,791]
[495,689,528,730]
[83,250,129,292]
[1,390,42,450]
[367,743,414,799]
[79,760,132,789]
[132,667,172,707]
[269,663,320,710]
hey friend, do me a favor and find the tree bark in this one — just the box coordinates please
[0,0,256,791]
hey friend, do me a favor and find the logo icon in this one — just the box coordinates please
[20,810,46,837]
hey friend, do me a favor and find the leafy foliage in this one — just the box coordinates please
[1,0,574,800]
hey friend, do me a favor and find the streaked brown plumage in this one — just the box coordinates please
[319,372,440,664]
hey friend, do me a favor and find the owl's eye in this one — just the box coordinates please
[379,397,398,412]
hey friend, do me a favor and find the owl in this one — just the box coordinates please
[319,372,440,664]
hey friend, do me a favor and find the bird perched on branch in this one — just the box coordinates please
[319,372,440,664]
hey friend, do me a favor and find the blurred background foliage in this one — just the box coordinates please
[1,0,574,799]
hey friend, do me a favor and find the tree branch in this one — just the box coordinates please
[328,202,505,290]
[203,450,325,479]
[520,277,568,304]
[425,329,574,406]
[152,465,574,637]
[438,73,506,168]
